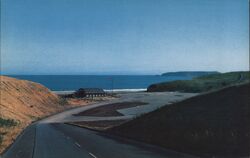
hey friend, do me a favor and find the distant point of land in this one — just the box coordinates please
[161,71,219,77]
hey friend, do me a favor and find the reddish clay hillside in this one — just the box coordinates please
[0,76,62,123]
[0,76,63,153]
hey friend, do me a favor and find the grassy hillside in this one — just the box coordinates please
[110,83,250,157]
[148,71,250,93]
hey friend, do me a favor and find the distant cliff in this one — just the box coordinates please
[161,71,219,78]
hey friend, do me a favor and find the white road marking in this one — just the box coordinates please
[89,152,98,158]
[75,142,81,148]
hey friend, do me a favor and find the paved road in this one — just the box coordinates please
[2,92,198,158]
[3,123,195,158]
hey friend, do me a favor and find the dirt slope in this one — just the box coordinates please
[0,76,62,153]
[0,76,62,121]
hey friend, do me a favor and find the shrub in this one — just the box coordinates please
[0,118,17,127]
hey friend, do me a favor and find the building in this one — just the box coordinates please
[74,88,106,98]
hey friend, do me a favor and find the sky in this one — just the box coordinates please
[1,0,249,75]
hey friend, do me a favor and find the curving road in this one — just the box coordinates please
[2,92,197,158]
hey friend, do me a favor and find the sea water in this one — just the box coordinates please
[9,75,191,91]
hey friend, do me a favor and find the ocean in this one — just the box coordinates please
[9,75,192,92]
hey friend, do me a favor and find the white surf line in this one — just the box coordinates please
[89,152,98,158]
[74,142,81,148]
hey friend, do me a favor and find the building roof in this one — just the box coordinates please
[78,88,105,94]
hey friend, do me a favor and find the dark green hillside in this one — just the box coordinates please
[148,71,250,93]
[110,83,250,157]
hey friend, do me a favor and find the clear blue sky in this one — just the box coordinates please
[1,0,249,75]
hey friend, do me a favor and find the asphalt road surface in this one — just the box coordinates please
[2,92,197,158]
[3,123,196,158]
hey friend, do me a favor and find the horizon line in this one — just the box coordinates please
[2,70,250,76]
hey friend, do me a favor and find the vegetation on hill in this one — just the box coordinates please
[110,83,250,157]
[0,118,17,145]
[148,71,250,92]
[0,118,17,127]
[161,71,219,77]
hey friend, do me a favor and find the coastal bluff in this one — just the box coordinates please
[0,76,61,123]
[0,76,62,153]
